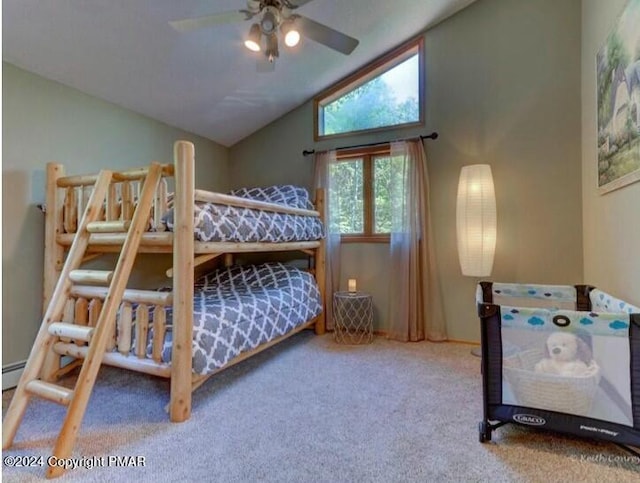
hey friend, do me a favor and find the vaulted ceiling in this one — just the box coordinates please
[3,0,477,146]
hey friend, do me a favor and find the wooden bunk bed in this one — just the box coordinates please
[2,141,326,478]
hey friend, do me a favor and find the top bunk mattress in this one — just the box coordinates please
[163,185,324,243]
[147,262,323,375]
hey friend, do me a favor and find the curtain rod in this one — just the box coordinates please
[302,131,438,156]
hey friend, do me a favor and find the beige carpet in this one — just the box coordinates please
[2,333,639,482]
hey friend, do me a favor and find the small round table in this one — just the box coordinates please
[333,291,373,344]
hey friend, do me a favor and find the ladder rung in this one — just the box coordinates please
[70,285,173,306]
[69,269,113,285]
[87,220,131,233]
[48,322,94,342]
[25,380,74,406]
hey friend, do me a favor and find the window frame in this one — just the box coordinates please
[335,145,392,244]
[314,36,425,141]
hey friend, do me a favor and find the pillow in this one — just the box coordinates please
[228,185,314,210]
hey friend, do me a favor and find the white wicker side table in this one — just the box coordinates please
[333,292,373,344]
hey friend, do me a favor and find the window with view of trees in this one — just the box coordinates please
[315,37,423,139]
[329,146,405,241]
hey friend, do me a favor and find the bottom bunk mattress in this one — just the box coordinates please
[148,263,322,375]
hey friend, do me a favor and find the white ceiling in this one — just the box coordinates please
[3,0,476,147]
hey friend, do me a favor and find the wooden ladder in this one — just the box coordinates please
[2,163,163,478]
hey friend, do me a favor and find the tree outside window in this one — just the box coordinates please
[314,37,424,140]
[329,147,405,242]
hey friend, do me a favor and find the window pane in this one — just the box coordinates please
[329,159,364,234]
[321,54,420,136]
[374,155,407,234]
[374,157,392,233]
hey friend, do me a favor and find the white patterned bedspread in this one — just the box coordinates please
[149,263,323,375]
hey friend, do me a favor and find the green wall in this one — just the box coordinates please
[2,62,230,365]
[230,0,584,341]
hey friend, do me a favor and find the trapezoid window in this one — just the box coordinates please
[314,37,423,140]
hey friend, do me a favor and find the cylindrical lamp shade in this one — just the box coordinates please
[456,165,497,277]
[348,279,357,292]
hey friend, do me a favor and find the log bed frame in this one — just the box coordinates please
[40,140,326,423]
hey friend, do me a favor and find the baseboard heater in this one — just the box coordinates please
[2,361,26,391]
[3,357,75,391]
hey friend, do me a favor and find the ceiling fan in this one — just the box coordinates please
[170,0,359,69]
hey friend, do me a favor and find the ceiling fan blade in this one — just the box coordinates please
[169,11,247,33]
[296,15,359,55]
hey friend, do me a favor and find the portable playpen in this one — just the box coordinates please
[476,281,640,451]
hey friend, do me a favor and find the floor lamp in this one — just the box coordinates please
[456,165,496,357]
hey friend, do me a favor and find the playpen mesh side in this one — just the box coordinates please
[503,349,601,416]
[480,283,640,439]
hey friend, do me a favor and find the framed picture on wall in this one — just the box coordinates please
[596,0,640,194]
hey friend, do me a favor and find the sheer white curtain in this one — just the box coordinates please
[387,140,447,342]
[314,150,340,330]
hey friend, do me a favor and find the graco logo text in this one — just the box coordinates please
[513,414,546,426]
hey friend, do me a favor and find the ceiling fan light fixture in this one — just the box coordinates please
[244,23,262,52]
[260,7,279,35]
[285,29,300,47]
[282,20,300,48]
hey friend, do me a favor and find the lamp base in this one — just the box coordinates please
[470,346,482,357]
